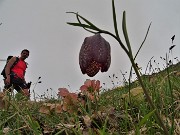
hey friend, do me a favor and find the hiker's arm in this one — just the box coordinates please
[23,71,26,82]
[5,57,16,80]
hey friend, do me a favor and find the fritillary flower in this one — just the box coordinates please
[79,34,111,77]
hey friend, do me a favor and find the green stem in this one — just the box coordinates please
[103,30,169,134]
[121,11,169,134]
[129,56,169,135]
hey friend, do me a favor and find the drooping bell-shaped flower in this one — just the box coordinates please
[79,34,111,77]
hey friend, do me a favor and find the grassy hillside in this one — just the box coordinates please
[0,62,179,134]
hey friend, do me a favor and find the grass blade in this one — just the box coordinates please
[136,109,156,134]
[139,109,156,127]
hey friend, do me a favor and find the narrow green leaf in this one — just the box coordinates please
[67,12,102,32]
[67,22,98,33]
[67,22,92,29]
[122,11,132,55]
[128,22,152,92]
[139,109,156,127]
[112,0,120,38]
[76,13,97,34]
[135,109,156,135]
[77,14,100,31]
[134,22,152,60]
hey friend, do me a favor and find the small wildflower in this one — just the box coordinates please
[58,88,69,97]
[80,79,101,101]
[80,79,101,93]
[57,88,79,113]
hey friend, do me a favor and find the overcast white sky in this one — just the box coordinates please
[0,0,179,98]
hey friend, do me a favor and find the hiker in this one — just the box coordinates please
[3,49,30,97]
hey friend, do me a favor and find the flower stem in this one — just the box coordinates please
[129,56,169,135]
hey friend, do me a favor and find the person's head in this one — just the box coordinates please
[20,49,29,60]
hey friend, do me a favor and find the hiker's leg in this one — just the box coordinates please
[12,77,30,98]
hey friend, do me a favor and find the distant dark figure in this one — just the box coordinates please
[171,35,175,44]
